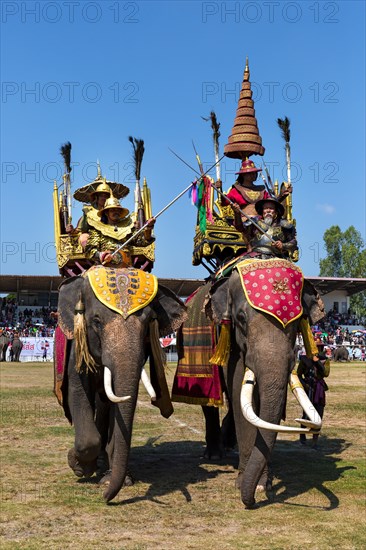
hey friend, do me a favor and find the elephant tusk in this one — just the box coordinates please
[240,369,314,434]
[289,372,322,430]
[140,367,157,401]
[104,367,131,403]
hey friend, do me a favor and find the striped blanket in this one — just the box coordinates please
[171,283,223,406]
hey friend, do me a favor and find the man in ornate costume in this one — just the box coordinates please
[216,157,292,228]
[233,196,298,260]
[217,158,270,216]
[85,192,155,267]
[77,181,111,248]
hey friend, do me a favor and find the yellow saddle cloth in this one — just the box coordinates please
[86,265,158,319]
[235,258,304,327]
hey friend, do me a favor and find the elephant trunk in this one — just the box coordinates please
[103,368,140,503]
[101,324,145,503]
[240,369,288,509]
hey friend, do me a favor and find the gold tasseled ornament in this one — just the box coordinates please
[209,318,231,368]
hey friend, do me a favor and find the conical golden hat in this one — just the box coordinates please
[224,58,265,160]
[73,162,130,203]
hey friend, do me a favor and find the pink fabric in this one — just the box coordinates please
[240,262,303,327]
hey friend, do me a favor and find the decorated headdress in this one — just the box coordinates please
[73,162,130,203]
[224,58,265,160]
[90,181,112,199]
[235,158,262,174]
[98,191,129,219]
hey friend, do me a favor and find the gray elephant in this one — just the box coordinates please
[56,266,187,503]
[0,333,9,361]
[202,260,325,509]
[11,335,23,361]
[334,345,349,362]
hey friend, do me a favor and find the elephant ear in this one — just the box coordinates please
[205,277,230,324]
[58,276,85,339]
[302,279,325,325]
[152,285,188,337]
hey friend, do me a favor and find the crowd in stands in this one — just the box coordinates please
[0,297,57,337]
[296,309,366,361]
[1,297,365,360]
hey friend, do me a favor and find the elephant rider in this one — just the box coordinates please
[232,196,298,260]
[233,196,323,365]
[297,353,330,448]
[65,181,111,249]
[215,157,292,219]
[85,192,155,267]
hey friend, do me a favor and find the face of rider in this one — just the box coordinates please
[96,193,110,209]
[238,172,258,186]
[262,202,278,225]
[106,208,122,224]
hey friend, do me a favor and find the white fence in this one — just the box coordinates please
[6,337,54,362]
[6,336,177,363]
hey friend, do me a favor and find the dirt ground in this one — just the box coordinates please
[0,361,365,550]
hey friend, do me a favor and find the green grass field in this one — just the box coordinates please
[0,361,365,549]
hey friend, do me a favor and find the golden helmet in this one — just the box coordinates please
[98,195,130,219]
[90,181,112,199]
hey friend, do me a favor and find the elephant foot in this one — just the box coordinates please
[256,470,272,494]
[96,451,109,477]
[123,470,135,487]
[98,470,134,487]
[98,470,112,486]
[68,448,97,479]
[244,500,259,510]
[221,418,237,451]
[203,445,224,460]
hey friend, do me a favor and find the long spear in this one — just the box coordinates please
[168,149,277,243]
[108,151,276,264]
[277,116,291,185]
[128,136,145,229]
[60,141,72,227]
[108,155,225,260]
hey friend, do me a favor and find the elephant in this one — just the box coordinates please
[334,345,350,362]
[0,333,9,361]
[11,336,23,361]
[201,261,325,509]
[56,267,187,503]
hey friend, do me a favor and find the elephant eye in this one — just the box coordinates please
[92,317,102,331]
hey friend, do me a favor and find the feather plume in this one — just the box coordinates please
[60,141,72,173]
[128,136,145,181]
[201,111,221,145]
[277,117,291,144]
[209,111,221,143]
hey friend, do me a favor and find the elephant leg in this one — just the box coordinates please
[94,393,111,477]
[67,348,101,477]
[221,406,237,451]
[240,430,277,508]
[227,351,257,477]
[202,405,223,459]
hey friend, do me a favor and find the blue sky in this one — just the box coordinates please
[1,0,365,279]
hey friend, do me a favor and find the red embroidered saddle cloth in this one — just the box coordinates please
[235,258,304,327]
